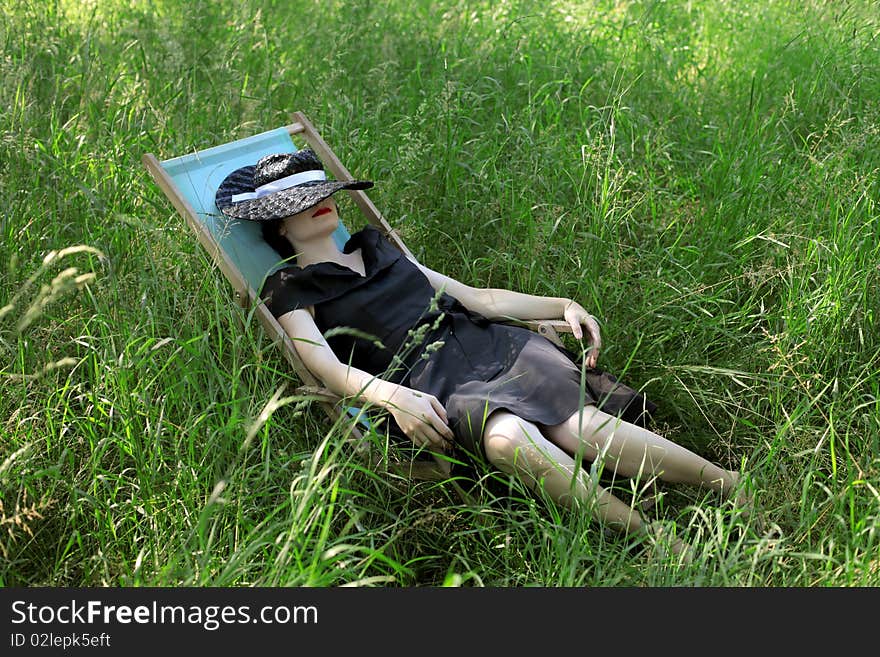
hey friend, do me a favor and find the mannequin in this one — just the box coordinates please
[215,149,749,558]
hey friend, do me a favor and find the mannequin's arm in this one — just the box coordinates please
[278,308,454,449]
[409,258,569,321]
[409,258,602,367]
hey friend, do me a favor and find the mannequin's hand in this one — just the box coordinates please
[564,301,601,368]
[384,386,454,451]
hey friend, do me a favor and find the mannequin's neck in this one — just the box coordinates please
[289,233,364,276]
[290,234,341,268]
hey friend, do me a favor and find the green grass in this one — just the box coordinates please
[1,0,878,586]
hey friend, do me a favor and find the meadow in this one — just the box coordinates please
[1,0,878,586]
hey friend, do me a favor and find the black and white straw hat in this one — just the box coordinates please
[214,149,373,222]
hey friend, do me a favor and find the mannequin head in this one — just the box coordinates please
[280,196,340,244]
[262,196,341,260]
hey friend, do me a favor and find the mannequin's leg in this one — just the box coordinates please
[482,411,689,555]
[542,405,742,503]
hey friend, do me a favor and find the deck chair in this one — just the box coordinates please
[142,111,571,484]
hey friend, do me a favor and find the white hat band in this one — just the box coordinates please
[231,169,327,203]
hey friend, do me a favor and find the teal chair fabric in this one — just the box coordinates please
[159,127,351,292]
[157,127,364,424]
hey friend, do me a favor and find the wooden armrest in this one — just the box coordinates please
[519,319,571,347]
[293,385,342,403]
[523,319,571,332]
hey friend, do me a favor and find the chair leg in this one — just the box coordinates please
[232,288,249,332]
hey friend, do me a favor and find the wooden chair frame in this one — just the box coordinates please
[142,111,571,483]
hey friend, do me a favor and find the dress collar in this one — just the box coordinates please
[273,225,400,284]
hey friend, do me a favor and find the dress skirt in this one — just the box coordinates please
[407,321,656,456]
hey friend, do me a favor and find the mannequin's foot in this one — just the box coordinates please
[645,521,693,565]
[723,470,765,531]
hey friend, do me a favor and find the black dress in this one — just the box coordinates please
[261,226,656,456]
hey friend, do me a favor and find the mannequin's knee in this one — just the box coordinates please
[482,412,540,471]
[484,432,519,469]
